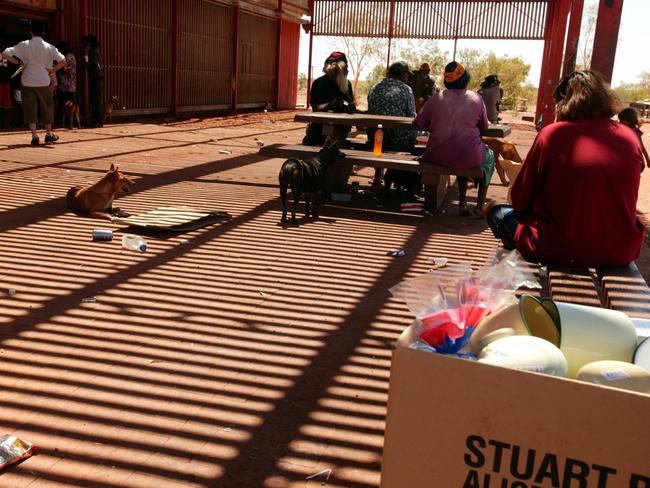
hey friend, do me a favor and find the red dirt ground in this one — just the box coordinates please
[0,111,648,487]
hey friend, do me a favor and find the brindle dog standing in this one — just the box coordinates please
[279,142,344,224]
[66,163,134,220]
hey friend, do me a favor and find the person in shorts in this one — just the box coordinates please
[2,20,65,145]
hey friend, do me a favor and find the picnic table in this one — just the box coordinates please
[294,112,512,139]
[260,112,513,209]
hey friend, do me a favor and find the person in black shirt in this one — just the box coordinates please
[82,34,103,128]
[303,52,355,146]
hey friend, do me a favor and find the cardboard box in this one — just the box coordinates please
[381,348,650,488]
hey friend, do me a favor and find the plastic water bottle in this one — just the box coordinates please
[373,124,384,157]
[122,234,147,252]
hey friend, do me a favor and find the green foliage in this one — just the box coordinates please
[365,64,387,95]
[457,50,531,110]
[614,83,649,105]
[392,39,447,85]
[298,73,308,92]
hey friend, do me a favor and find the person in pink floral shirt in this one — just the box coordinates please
[56,42,76,123]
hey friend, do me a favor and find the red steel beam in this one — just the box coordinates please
[231,3,240,114]
[535,0,571,128]
[274,0,284,109]
[80,0,89,118]
[590,0,624,84]
[562,0,584,77]
[171,0,179,117]
[306,0,314,108]
[386,0,395,73]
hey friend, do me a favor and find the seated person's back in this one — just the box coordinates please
[487,70,645,266]
[367,61,416,149]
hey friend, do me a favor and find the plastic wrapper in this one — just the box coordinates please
[0,435,34,472]
[390,250,539,354]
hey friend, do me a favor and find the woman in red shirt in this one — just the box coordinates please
[486,70,645,266]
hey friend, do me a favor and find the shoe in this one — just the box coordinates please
[30,136,39,146]
[45,133,59,144]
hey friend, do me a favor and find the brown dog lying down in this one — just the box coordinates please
[482,137,523,186]
[66,163,134,220]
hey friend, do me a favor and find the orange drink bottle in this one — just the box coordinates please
[373,124,384,157]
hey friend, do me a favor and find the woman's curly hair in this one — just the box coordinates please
[553,70,621,121]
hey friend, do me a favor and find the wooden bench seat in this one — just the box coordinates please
[259,143,481,209]
[491,248,650,318]
[544,264,650,318]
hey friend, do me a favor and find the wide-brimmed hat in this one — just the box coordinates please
[484,74,500,85]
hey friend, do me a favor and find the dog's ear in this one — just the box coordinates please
[109,163,116,172]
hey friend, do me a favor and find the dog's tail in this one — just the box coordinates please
[66,186,82,210]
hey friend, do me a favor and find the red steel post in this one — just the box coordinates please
[80,0,89,118]
[562,0,584,77]
[231,3,240,114]
[274,0,284,109]
[386,0,395,73]
[590,0,624,84]
[171,0,179,117]
[306,0,314,108]
[536,0,571,128]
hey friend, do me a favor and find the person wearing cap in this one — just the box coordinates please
[82,34,103,128]
[478,74,503,124]
[303,51,355,146]
[408,62,437,112]
[367,61,417,151]
[415,61,494,217]
[2,20,65,145]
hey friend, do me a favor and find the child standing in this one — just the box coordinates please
[618,107,650,171]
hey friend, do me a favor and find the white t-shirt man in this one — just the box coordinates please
[4,37,64,87]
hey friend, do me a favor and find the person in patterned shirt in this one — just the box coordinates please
[56,42,76,124]
[367,62,417,184]
[367,62,417,148]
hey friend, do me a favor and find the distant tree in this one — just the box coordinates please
[614,83,646,105]
[365,64,387,93]
[576,4,597,71]
[298,73,308,92]
[457,50,531,110]
[638,71,650,97]
[393,39,447,84]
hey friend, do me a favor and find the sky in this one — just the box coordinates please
[298,0,650,88]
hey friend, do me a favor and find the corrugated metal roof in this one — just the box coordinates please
[313,0,549,40]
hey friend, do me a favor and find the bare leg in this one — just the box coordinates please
[475,180,489,217]
[28,122,37,139]
[457,177,469,215]
[45,123,53,137]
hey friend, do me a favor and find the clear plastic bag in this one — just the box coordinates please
[390,250,538,354]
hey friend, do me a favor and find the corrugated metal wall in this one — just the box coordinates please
[58,0,304,115]
[314,0,549,40]
[278,20,299,109]
[179,0,233,110]
[237,12,277,105]
[88,0,173,113]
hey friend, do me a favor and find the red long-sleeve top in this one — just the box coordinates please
[511,118,645,266]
